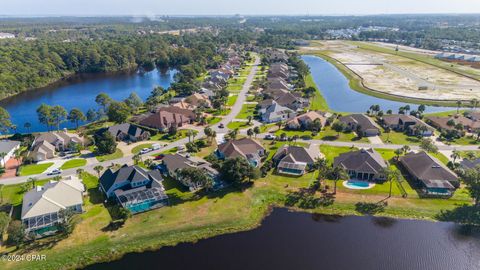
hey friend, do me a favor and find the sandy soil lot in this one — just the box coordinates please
[313,40,480,100]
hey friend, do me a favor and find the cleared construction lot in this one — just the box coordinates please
[304,40,480,101]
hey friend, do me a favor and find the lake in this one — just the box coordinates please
[302,55,455,114]
[85,208,480,270]
[0,69,176,133]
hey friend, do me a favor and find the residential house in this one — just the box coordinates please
[274,92,309,112]
[99,165,168,214]
[267,77,290,91]
[400,151,459,197]
[339,114,381,137]
[161,154,221,191]
[272,145,319,175]
[426,115,480,132]
[333,148,388,181]
[260,101,296,123]
[0,140,21,167]
[217,138,266,167]
[460,158,480,170]
[139,106,196,131]
[287,111,331,130]
[21,176,85,235]
[380,114,434,136]
[106,123,150,142]
[30,131,85,161]
[184,93,212,108]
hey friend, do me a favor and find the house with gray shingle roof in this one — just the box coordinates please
[272,145,320,175]
[216,138,266,167]
[99,165,168,213]
[333,148,387,181]
[400,151,459,197]
[339,114,380,137]
[106,123,150,142]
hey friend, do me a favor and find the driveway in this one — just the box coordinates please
[368,135,384,145]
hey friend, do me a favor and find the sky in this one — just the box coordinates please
[1,0,480,16]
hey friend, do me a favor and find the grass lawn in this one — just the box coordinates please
[2,155,474,270]
[131,143,154,154]
[226,95,238,106]
[236,104,257,119]
[150,129,198,142]
[226,121,253,130]
[305,74,329,111]
[18,163,54,176]
[95,148,123,162]
[206,117,222,125]
[431,152,449,165]
[226,84,243,91]
[60,159,87,170]
[380,130,421,145]
[320,145,356,164]
[447,135,480,146]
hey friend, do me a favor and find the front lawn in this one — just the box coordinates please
[18,163,54,176]
[226,95,238,106]
[236,104,257,119]
[380,130,422,145]
[95,148,123,162]
[226,121,253,130]
[131,143,154,154]
[60,159,87,170]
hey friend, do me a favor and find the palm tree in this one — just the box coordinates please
[450,150,460,165]
[382,167,401,198]
[456,100,462,114]
[313,158,328,184]
[76,168,84,176]
[27,177,37,189]
[13,148,22,167]
[401,145,411,154]
[471,99,479,111]
[253,126,260,138]
[247,115,253,125]
[247,128,254,137]
[93,165,104,177]
[228,128,239,140]
[133,153,142,165]
[144,159,153,169]
[332,166,349,194]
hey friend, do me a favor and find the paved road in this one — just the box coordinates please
[0,56,261,186]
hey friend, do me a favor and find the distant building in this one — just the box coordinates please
[0,32,15,39]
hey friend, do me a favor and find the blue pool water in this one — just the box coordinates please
[345,180,371,189]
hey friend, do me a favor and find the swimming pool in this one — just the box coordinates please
[343,180,375,190]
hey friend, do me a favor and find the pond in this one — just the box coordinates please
[85,208,480,270]
[0,69,176,133]
[302,55,455,114]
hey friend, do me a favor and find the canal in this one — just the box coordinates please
[85,208,480,270]
[302,55,455,114]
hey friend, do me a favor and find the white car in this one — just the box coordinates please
[139,148,152,154]
[264,134,276,140]
[47,169,62,176]
[151,143,161,150]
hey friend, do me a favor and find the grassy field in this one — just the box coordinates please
[380,130,422,145]
[60,159,87,170]
[95,148,123,162]
[1,145,474,269]
[226,95,238,106]
[226,121,253,130]
[305,73,329,111]
[206,117,222,125]
[18,163,53,176]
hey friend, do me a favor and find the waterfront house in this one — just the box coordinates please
[333,148,387,181]
[380,114,434,136]
[339,114,381,137]
[21,176,85,236]
[426,115,480,132]
[0,140,21,167]
[287,111,331,130]
[139,106,196,131]
[217,138,266,167]
[400,151,459,197]
[272,145,319,176]
[161,154,221,191]
[106,123,150,142]
[29,131,85,161]
[99,165,168,213]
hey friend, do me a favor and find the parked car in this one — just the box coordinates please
[154,154,165,160]
[177,145,185,151]
[151,143,161,150]
[139,148,152,154]
[264,134,276,140]
[47,169,62,176]
[218,123,224,129]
